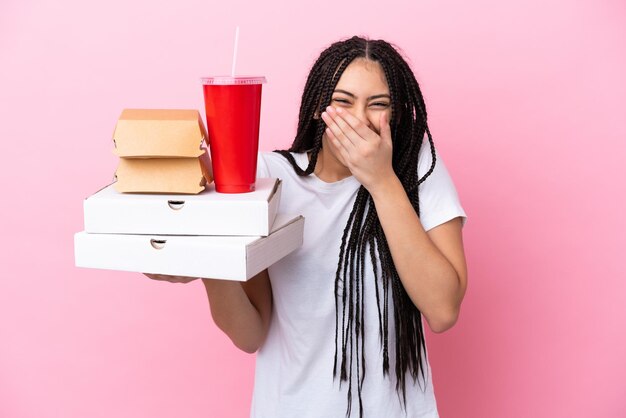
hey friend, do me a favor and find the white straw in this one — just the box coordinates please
[231,26,239,77]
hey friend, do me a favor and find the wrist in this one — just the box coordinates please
[368,173,403,202]
[202,278,241,292]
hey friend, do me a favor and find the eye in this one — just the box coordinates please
[332,98,350,104]
[371,102,390,107]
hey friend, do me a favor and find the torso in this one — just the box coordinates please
[250,151,439,418]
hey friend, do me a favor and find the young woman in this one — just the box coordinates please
[147,35,468,418]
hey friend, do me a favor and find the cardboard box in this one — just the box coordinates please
[113,149,213,194]
[85,178,281,237]
[113,109,208,158]
[74,214,304,281]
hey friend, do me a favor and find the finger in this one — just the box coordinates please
[322,109,356,150]
[144,273,162,280]
[148,274,170,281]
[144,273,191,283]
[322,108,358,149]
[335,107,376,141]
[325,126,352,163]
[380,112,392,145]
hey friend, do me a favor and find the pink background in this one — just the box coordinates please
[1,0,624,417]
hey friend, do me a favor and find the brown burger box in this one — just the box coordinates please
[113,109,208,157]
[114,150,212,194]
[112,109,213,194]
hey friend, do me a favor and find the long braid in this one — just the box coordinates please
[373,46,431,395]
[364,39,431,395]
[275,36,437,416]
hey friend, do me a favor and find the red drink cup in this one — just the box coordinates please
[201,76,266,193]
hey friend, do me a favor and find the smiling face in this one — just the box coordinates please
[320,58,392,168]
[330,58,392,131]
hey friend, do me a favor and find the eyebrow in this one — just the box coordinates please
[333,89,391,100]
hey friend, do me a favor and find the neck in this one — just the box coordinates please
[310,139,352,182]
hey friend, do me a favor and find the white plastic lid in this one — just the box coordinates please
[201,76,267,85]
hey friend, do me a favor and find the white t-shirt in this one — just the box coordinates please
[250,139,467,418]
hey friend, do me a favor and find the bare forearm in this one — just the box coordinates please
[202,279,266,353]
[370,176,461,330]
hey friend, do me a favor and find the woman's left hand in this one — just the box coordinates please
[321,106,396,193]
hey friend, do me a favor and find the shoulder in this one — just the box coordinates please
[416,138,468,231]
[257,151,307,178]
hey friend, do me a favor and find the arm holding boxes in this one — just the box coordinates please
[75,110,302,354]
[203,270,272,353]
[76,178,302,353]
[143,270,272,353]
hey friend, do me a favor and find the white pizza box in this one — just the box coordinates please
[74,214,304,282]
[84,178,281,237]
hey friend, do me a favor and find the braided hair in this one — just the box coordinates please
[274,35,438,416]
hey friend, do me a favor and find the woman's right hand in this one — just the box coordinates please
[143,273,198,284]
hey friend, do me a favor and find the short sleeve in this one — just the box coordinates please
[417,139,468,232]
[256,152,271,178]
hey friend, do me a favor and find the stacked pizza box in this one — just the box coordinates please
[74,109,304,281]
